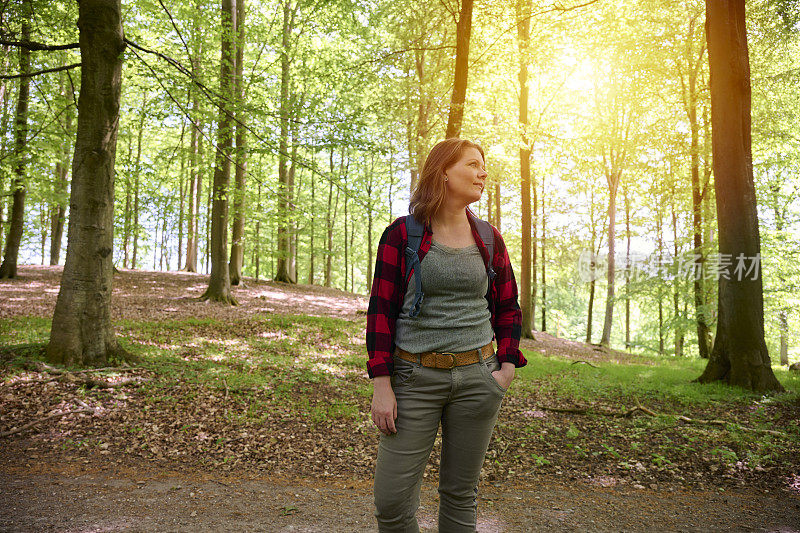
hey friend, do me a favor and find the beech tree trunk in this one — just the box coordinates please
[671,175,684,357]
[600,185,617,347]
[444,0,473,138]
[184,2,203,273]
[517,0,534,339]
[46,0,131,366]
[0,44,10,256]
[49,74,73,266]
[696,0,782,392]
[683,14,713,359]
[229,0,247,285]
[200,0,237,304]
[274,0,297,284]
[540,173,546,332]
[307,168,315,284]
[0,4,31,279]
[130,92,146,270]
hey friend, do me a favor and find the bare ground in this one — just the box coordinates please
[2,266,800,532]
[2,438,799,533]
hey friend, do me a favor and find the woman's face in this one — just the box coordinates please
[443,147,487,206]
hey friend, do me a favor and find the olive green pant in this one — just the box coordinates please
[373,353,507,533]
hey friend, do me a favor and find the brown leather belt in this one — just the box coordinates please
[394,342,494,369]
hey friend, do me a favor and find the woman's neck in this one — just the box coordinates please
[432,204,469,231]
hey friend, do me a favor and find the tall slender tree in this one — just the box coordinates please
[229,0,247,285]
[445,0,474,138]
[201,0,237,304]
[0,0,31,279]
[516,0,534,339]
[274,0,298,283]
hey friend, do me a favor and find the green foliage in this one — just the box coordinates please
[1,0,799,361]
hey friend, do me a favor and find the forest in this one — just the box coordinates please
[1,0,799,377]
[1,0,800,529]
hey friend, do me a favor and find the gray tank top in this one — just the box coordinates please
[394,239,493,353]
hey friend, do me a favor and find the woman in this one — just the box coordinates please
[366,138,526,532]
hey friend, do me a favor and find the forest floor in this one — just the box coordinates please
[1,265,800,532]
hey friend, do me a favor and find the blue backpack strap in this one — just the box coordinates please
[404,215,425,317]
[474,219,495,280]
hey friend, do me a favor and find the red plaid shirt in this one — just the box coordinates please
[366,211,526,378]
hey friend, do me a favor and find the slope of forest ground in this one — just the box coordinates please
[2,266,800,532]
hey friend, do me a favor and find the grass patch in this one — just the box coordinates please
[515,349,800,407]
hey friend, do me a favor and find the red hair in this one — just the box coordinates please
[409,138,485,225]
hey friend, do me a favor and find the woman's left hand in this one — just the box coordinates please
[491,362,515,390]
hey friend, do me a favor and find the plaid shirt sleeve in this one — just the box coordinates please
[490,226,526,368]
[366,218,406,378]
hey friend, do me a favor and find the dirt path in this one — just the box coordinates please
[2,442,799,532]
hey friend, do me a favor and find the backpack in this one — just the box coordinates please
[404,214,496,318]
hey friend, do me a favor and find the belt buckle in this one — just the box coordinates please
[439,352,456,369]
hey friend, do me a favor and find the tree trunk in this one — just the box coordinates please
[778,311,789,366]
[0,44,11,256]
[177,119,186,271]
[444,0,473,139]
[49,74,73,266]
[229,0,246,285]
[343,168,348,291]
[287,133,298,282]
[517,0,534,339]
[131,91,146,270]
[274,0,296,284]
[366,155,375,293]
[254,183,261,280]
[624,185,630,350]
[696,0,782,392]
[46,0,132,366]
[540,172,546,332]
[0,5,31,279]
[325,148,340,288]
[671,176,683,357]
[184,106,199,272]
[122,133,132,268]
[200,0,237,304]
[326,175,333,287]
[656,184,665,355]
[307,166,315,285]
[600,184,617,347]
[494,182,501,231]
[684,18,713,359]
[412,45,430,195]
[184,5,203,273]
[586,190,599,344]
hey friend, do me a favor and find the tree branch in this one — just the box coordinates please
[0,39,79,51]
[0,62,80,80]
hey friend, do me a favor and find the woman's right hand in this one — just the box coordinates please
[371,376,397,435]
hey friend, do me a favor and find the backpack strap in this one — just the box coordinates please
[474,219,496,281]
[404,215,425,317]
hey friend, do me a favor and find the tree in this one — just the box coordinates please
[445,0,474,138]
[274,0,298,284]
[200,0,237,304]
[49,70,74,266]
[675,1,713,358]
[0,0,31,279]
[516,0,534,339]
[229,0,247,285]
[695,0,782,392]
[46,0,131,366]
